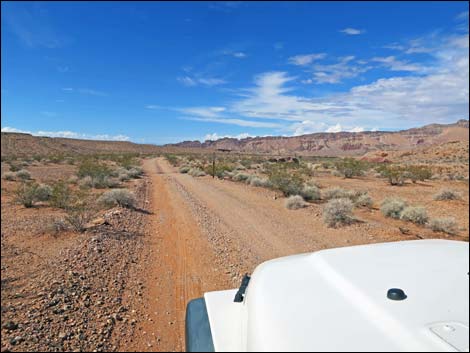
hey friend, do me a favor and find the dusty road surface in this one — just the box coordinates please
[122,157,469,352]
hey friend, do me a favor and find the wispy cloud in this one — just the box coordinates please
[371,56,425,72]
[222,50,247,58]
[40,111,58,117]
[339,28,365,35]
[1,126,130,141]
[2,3,69,48]
[456,11,469,21]
[177,76,226,87]
[310,56,372,84]
[288,53,326,66]
[61,87,108,96]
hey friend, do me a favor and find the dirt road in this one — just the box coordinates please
[124,157,468,352]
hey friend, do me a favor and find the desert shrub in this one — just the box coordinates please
[35,184,52,202]
[14,182,39,208]
[98,189,136,209]
[400,206,429,224]
[68,175,79,184]
[105,177,120,188]
[234,164,246,170]
[3,172,16,181]
[50,181,73,209]
[285,195,307,210]
[268,169,304,196]
[127,167,143,179]
[250,177,271,187]
[334,158,367,178]
[188,168,206,177]
[205,164,234,179]
[118,172,131,181]
[65,207,95,233]
[49,218,69,236]
[179,166,191,174]
[355,194,373,208]
[433,189,461,201]
[16,169,31,181]
[77,159,111,180]
[165,154,179,166]
[78,176,93,189]
[406,165,433,183]
[428,217,458,235]
[380,197,407,219]
[378,166,406,186]
[331,170,343,177]
[9,164,20,172]
[323,198,354,227]
[300,185,321,201]
[233,172,250,182]
[322,187,351,200]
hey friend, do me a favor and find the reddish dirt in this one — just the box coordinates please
[122,157,469,351]
[2,157,468,352]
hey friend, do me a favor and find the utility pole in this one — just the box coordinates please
[212,152,216,179]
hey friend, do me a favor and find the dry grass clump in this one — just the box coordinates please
[400,206,429,225]
[35,184,53,202]
[380,197,408,219]
[179,166,191,173]
[14,182,39,208]
[98,189,136,209]
[3,172,16,181]
[300,185,321,201]
[285,195,307,210]
[322,187,351,200]
[428,217,458,235]
[433,189,461,201]
[323,198,354,227]
[249,176,271,187]
[233,172,250,182]
[355,194,373,208]
[16,169,31,181]
[188,168,206,177]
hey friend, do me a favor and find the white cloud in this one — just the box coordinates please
[288,53,326,66]
[186,117,281,128]
[371,56,425,72]
[311,56,372,84]
[456,11,469,21]
[1,126,130,141]
[222,50,247,58]
[203,132,252,141]
[340,28,365,35]
[146,105,163,109]
[177,76,226,87]
[40,111,58,117]
[61,87,108,96]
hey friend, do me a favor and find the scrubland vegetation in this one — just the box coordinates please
[162,152,466,234]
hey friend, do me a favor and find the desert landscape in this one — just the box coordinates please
[1,120,468,351]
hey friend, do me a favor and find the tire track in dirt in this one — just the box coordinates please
[124,158,232,352]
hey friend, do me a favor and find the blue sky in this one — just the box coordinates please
[1,1,468,144]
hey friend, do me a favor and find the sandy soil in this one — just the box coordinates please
[2,157,468,352]
[122,157,468,352]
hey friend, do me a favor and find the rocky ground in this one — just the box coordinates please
[1,176,152,352]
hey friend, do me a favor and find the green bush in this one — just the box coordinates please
[77,159,112,180]
[267,168,304,196]
[50,181,73,209]
[334,158,368,178]
[35,184,53,202]
[406,165,433,183]
[377,165,406,186]
[14,182,39,208]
